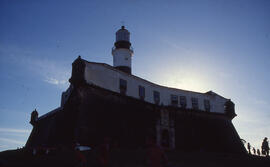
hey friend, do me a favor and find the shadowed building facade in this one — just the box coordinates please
[26,26,246,154]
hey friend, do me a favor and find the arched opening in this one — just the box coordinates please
[161,129,170,148]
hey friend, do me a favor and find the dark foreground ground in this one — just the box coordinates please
[0,148,269,167]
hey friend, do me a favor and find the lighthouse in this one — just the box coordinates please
[112,26,133,74]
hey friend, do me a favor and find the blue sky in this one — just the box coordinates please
[0,0,269,151]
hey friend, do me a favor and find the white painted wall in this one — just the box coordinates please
[84,62,228,114]
[112,48,132,68]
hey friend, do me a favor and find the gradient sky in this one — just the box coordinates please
[0,0,269,152]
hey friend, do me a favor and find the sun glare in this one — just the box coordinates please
[155,72,211,93]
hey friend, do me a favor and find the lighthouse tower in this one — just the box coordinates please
[112,26,133,74]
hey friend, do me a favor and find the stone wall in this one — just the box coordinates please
[26,83,246,154]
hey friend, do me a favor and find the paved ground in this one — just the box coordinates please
[0,148,270,167]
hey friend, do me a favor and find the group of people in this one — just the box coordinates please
[247,137,269,157]
[74,136,168,167]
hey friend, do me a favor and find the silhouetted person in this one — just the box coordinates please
[247,143,251,154]
[98,137,111,167]
[146,136,168,167]
[257,149,261,156]
[262,137,269,157]
[253,147,256,155]
[74,147,87,167]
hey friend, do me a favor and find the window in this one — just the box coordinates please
[153,91,160,104]
[204,99,210,112]
[180,96,187,108]
[191,97,199,110]
[119,79,127,95]
[138,85,145,100]
[171,95,178,106]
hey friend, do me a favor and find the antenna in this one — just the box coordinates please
[121,21,125,27]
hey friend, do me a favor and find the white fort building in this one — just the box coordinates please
[27,26,243,154]
[65,26,229,114]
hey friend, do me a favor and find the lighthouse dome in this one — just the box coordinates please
[116,26,130,42]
